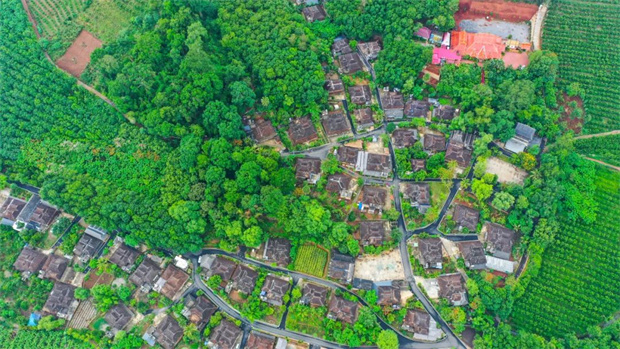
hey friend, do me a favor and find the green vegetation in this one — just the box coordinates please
[574,135,620,167]
[286,303,326,337]
[29,0,89,59]
[77,0,146,43]
[377,330,399,349]
[293,244,328,277]
[542,0,620,133]
[512,166,620,337]
[0,326,91,349]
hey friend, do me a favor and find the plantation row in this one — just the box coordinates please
[575,135,620,167]
[542,0,620,133]
[512,167,620,337]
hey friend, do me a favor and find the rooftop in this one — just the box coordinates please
[336,146,360,167]
[0,197,26,221]
[332,38,352,56]
[339,52,364,74]
[301,283,329,307]
[73,234,104,260]
[129,258,162,290]
[328,296,359,324]
[325,173,355,198]
[391,129,418,148]
[423,134,447,152]
[328,252,356,284]
[13,246,47,273]
[432,47,462,65]
[437,273,467,306]
[403,309,431,335]
[403,183,430,207]
[459,240,487,269]
[358,41,382,60]
[445,142,473,167]
[43,282,77,318]
[322,110,350,137]
[263,238,292,267]
[361,186,388,209]
[349,85,372,105]
[207,256,237,281]
[252,118,278,143]
[410,159,426,172]
[365,153,391,174]
[417,238,443,267]
[359,220,387,246]
[433,105,458,121]
[288,117,318,145]
[483,222,516,260]
[108,244,139,270]
[380,90,404,110]
[404,100,430,118]
[354,108,374,127]
[302,5,326,22]
[209,319,242,349]
[295,157,322,182]
[246,332,277,349]
[158,264,190,300]
[261,275,290,306]
[41,254,69,281]
[453,204,480,231]
[451,31,505,60]
[184,295,217,327]
[154,315,183,349]
[104,304,133,331]
[377,285,401,306]
[325,79,345,95]
[231,264,258,294]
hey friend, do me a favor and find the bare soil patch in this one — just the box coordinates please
[455,0,538,24]
[353,249,405,281]
[485,157,527,184]
[503,51,529,69]
[56,30,102,77]
[83,270,114,289]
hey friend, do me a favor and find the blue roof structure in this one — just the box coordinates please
[28,312,41,327]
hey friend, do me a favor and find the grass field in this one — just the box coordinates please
[542,0,620,133]
[512,166,620,337]
[293,244,328,277]
[28,0,145,59]
[574,135,620,167]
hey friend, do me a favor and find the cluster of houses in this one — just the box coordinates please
[0,193,59,232]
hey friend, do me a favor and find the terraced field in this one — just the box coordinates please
[542,0,620,133]
[512,166,620,337]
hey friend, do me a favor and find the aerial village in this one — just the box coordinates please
[0,1,548,349]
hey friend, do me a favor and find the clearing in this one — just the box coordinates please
[485,157,527,184]
[455,0,538,24]
[459,19,530,41]
[55,30,102,77]
[353,249,405,281]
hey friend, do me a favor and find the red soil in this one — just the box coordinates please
[56,30,102,77]
[455,0,539,24]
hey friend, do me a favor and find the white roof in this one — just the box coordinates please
[174,256,189,270]
[485,255,515,273]
[505,138,527,154]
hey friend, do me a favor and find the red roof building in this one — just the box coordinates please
[432,48,462,65]
[450,31,505,60]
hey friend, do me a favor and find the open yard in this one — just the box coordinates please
[485,157,527,184]
[459,19,529,41]
[56,30,102,77]
[293,244,328,277]
[354,249,405,281]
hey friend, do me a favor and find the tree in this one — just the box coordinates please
[74,288,90,300]
[492,192,515,211]
[229,81,256,113]
[375,38,432,89]
[207,275,222,289]
[92,284,119,312]
[376,330,399,349]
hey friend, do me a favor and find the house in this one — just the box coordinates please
[391,129,418,148]
[359,220,388,246]
[359,186,388,213]
[325,173,357,200]
[43,282,79,320]
[459,241,487,269]
[327,296,359,324]
[481,222,516,260]
[332,38,352,56]
[302,5,326,22]
[404,100,430,118]
[380,90,405,119]
[416,238,443,269]
[376,283,401,308]
[129,257,163,292]
[437,273,468,306]
[432,47,462,65]
[420,64,441,87]
[423,134,447,153]
[402,183,430,213]
[155,264,190,300]
[251,118,278,143]
[154,315,183,349]
[246,332,277,349]
[445,141,473,168]
[260,275,290,306]
[263,238,292,267]
[354,108,374,130]
[321,110,351,138]
[13,246,47,276]
[40,254,69,281]
[453,204,479,232]
[182,294,217,329]
[429,30,444,46]
[104,304,133,331]
[410,159,426,172]
[415,27,432,41]
[349,85,372,105]
[339,52,364,74]
[288,117,318,146]
[402,309,431,335]
[451,31,505,60]
[108,244,139,272]
[73,234,104,264]
[0,197,26,226]
[230,264,258,295]
[13,194,58,232]
[336,146,360,168]
[206,256,237,282]
[174,255,189,271]
[328,252,356,284]
[352,278,373,291]
[433,105,458,121]
[505,123,538,154]
[449,130,475,149]
[208,319,242,349]
[358,41,382,61]
[325,79,345,95]
[301,283,329,307]
[360,152,392,178]
[295,157,322,184]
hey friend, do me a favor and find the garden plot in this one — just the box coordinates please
[353,249,405,281]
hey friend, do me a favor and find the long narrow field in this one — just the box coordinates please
[542,0,620,134]
[512,166,620,337]
[575,134,620,168]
